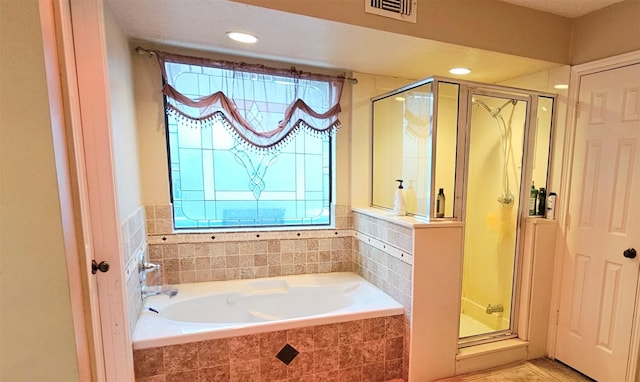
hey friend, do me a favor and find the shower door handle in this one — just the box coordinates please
[623,248,637,259]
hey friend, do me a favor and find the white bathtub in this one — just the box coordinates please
[133,272,404,349]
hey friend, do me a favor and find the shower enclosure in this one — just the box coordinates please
[371,77,555,346]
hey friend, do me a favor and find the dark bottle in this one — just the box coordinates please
[436,188,445,218]
[538,187,546,216]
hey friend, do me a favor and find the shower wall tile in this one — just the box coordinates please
[133,314,404,382]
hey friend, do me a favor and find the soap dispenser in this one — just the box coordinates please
[393,179,407,216]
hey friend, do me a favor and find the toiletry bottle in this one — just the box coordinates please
[393,179,406,216]
[529,182,538,215]
[546,192,557,219]
[436,188,445,218]
[538,187,546,216]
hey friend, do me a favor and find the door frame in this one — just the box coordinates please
[51,0,135,380]
[548,50,640,380]
[39,1,96,380]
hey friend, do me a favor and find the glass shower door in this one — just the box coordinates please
[459,93,528,342]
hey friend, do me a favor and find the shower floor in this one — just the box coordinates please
[459,313,494,338]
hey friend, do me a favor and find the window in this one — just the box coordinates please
[158,53,344,229]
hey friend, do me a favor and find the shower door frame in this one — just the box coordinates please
[449,82,550,348]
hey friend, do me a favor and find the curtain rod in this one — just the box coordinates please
[135,46,358,84]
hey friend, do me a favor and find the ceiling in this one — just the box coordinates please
[105,0,620,84]
[500,0,623,18]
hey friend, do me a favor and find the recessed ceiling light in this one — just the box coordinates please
[226,32,259,44]
[449,67,471,75]
[554,84,569,90]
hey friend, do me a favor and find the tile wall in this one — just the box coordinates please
[143,204,355,285]
[352,211,413,382]
[122,206,147,334]
[133,314,405,382]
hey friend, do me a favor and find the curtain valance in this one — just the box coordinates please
[154,51,346,151]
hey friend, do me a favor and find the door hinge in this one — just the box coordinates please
[575,101,580,120]
[555,309,560,325]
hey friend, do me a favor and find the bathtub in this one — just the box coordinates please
[133,272,404,349]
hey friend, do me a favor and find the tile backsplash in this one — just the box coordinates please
[143,204,356,285]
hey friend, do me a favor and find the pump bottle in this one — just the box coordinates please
[393,180,406,216]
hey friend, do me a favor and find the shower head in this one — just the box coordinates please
[497,191,514,206]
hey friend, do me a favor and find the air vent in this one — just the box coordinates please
[365,0,417,23]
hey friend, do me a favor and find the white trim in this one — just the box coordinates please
[67,0,135,380]
[547,51,640,377]
[39,1,93,380]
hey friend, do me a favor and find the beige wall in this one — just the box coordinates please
[0,0,80,381]
[104,5,142,220]
[234,0,639,68]
[232,0,573,64]
[570,0,640,64]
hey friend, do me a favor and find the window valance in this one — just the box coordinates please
[154,51,346,151]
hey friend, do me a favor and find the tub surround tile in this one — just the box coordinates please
[261,357,288,380]
[364,317,386,341]
[340,320,363,344]
[229,335,261,361]
[134,347,164,378]
[314,371,340,381]
[230,359,260,381]
[385,315,404,338]
[287,351,315,378]
[314,348,339,373]
[166,369,198,382]
[287,327,315,352]
[135,376,166,382]
[199,365,230,382]
[385,359,404,380]
[363,362,386,382]
[164,342,198,373]
[314,323,340,349]
[363,340,386,364]
[198,338,229,367]
[134,315,404,382]
[340,344,364,369]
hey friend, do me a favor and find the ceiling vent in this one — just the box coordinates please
[365,0,417,23]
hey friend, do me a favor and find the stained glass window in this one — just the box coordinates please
[164,63,332,229]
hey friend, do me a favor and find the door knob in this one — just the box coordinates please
[92,260,110,274]
[623,248,637,259]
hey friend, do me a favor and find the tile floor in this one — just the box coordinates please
[438,358,595,381]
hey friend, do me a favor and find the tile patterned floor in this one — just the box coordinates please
[438,358,595,381]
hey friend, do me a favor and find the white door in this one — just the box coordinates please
[556,63,640,381]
